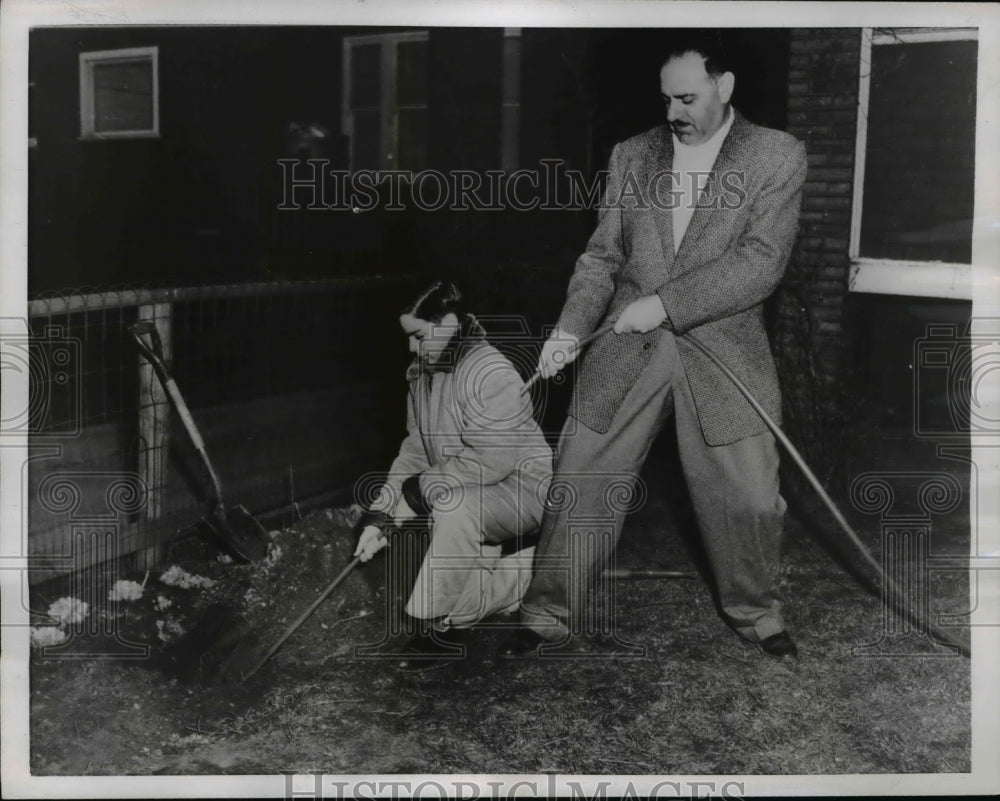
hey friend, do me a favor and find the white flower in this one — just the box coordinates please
[154,595,172,611]
[155,618,184,643]
[108,579,144,602]
[263,543,283,568]
[30,627,67,647]
[217,553,233,565]
[159,565,215,590]
[47,597,89,626]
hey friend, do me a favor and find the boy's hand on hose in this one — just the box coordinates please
[538,329,581,378]
[354,525,387,562]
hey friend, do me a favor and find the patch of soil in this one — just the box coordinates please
[160,505,387,683]
[30,506,396,774]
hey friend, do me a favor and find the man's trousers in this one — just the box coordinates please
[519,330,787,643]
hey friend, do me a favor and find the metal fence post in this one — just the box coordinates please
[136,302,171,568]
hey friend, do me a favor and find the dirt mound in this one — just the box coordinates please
[156,505,389,683]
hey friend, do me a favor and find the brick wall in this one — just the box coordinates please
[773,29,862,472]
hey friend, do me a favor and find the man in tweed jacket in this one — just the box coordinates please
[502,39,807,659]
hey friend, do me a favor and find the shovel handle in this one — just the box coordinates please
[244,529,392,678]
[130,321,205,450]
[129,321,170,382]
[128,321,223,506]
[245,555,364,678]
[129,319,164,357]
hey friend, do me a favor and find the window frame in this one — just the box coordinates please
[849,27,978,300]
[341,31,429,172]
[501,27,522,171]
[79,46,160,140]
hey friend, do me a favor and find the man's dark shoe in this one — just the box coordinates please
[497,627,550,659]
[759,631,799,659]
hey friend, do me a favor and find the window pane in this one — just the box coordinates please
[352,108,381,171]
[350,44,381,108]
[860,39,977,263]
[396,107,427,171]
[396,39,427,106]
[93,59,153,132]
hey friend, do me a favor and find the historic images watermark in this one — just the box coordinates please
[30,470,151,660]
[849,471,966,657]
[0,323,81,440]
[277,159,748,213]
[284,772,746,799]
[913,319,1000,439]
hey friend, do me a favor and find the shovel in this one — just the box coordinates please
[129,321,270,562]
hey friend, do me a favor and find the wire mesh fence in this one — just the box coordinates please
[26,276,419,583]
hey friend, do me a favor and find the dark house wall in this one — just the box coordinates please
[30,26,790,299]
[29,26,394,291]
[31,27,283,289]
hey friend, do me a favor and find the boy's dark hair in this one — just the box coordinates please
[660,32,733,77]
[403,280,467,323]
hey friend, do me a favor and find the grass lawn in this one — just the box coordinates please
[29,433,972,777]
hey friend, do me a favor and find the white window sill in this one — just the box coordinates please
[849,258,973,301]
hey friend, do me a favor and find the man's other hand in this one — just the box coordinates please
[613,295,668,334]
[538,329,581,379]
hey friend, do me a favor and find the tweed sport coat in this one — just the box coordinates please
[556,111,808,446]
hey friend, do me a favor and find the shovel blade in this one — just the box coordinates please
[205,504,270,562]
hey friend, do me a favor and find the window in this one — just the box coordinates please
[849,28,978,299]
[501,28,522,171]
[342,32,428,171]
[79,47,159,139]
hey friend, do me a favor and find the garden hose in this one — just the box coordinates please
[682,331,970,658]
[527,320,970,657]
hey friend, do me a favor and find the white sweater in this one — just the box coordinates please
[671,107,735,253]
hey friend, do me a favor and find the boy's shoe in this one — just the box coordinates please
[397,628,471,669]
